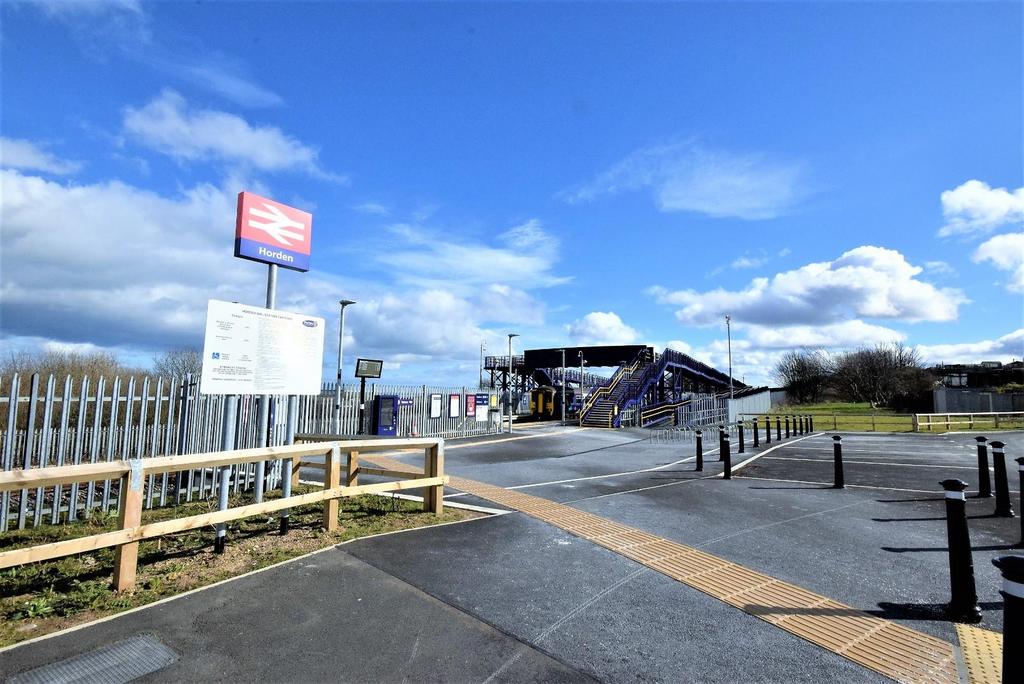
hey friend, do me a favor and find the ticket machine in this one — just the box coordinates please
[371,395,398,436]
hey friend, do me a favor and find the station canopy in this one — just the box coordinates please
[523,345,653,370]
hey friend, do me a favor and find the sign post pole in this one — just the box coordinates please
[254,263,277,503]
[353,359,383,436]
[358,377,367,435]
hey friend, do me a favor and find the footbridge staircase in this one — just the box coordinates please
[580,348,750,428]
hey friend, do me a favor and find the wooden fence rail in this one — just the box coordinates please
[0,438,446,591]
[913,411,1024,431]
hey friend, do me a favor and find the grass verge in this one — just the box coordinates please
[754,401,1024,433]
[0,487,480,648]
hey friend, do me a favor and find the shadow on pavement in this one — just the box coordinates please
[882,544,1019,553]
[745,601,1002,622]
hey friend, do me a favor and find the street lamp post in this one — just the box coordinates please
[725,314,734,400]
[335,299,356,433]
[578,351,586,425]
[507,333,519,434]
[479,341,485,389]
[559,348,566,426]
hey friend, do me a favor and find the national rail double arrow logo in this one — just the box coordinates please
[247,202,306,247]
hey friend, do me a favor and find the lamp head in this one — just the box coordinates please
[339,299,356,307]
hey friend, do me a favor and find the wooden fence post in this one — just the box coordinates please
[424,442,444,516]
[322,445,340,532]
[346,450,360,486]
[113,460,144,591]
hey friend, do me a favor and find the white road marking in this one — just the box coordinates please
[734,475,1019,495]
[763,456,980,470]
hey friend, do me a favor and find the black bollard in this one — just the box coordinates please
[738,421,745,453]
[765,415,772,444]
[776,416,782,441]
[975,436,992,498]
[992,555,1024,682]
[832,435,845,489]
[808,414,814,432]
[991,441,1015,517]
[1017,457,1024,547]
[695,429,704,472]
[785,415,791,438]
[797,415,803,435]
[753,418,760,447]
[801,415,806,435]
[941,478,982,623]
[723,436,732,480]
[718,425,726,462]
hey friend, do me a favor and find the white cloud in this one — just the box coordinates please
[567,311,640,346]
[562,141,807,220]
[179,64,284,108]
[31,1,283,108]
[0,168,253,349]
[122,90,343,180]
[973,232,1024,293]
[916,329,1024,365]
[0,138,82,175]
[741,320,906,349]
[939,180,1024,237]
[731,255,770,270]
[33,0,143,17]
[354,202,391,216]
[651,245,966,326]
[924,260,955,276]
[376,219,569,293]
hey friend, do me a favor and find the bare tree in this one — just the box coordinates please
[831,342,934,408]
[772,349,831,404]
[0,349,142,383]
[152,347,203,378]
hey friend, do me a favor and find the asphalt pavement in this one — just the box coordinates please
[3,424,1021,682]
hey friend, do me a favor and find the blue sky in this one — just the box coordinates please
[1,0,1022,386]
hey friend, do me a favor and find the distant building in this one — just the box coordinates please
[929,360,1023,389]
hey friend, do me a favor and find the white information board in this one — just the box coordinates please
[200,299,325,395]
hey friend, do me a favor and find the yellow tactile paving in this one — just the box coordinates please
[364,454,960,683]
[955,624,1002,684]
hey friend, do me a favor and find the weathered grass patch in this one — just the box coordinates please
[0,487,480,648]
[766,401,1023,433]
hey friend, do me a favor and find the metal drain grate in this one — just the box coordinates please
[956,624,1002,684]
[366,454,961,683]
[9,634,178,684]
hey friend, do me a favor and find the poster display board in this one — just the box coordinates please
[429,394,443,419]
[466,395,476,417]
[449,393,460,418]
[475,393,489,423]
[200,299,325,395]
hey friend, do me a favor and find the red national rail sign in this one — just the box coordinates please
[234,191,313,272]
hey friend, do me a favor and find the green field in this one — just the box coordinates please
[750,402,1024,433]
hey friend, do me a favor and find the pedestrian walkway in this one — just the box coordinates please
[367,453,960,684]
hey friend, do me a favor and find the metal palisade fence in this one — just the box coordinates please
[0,373,499,530]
